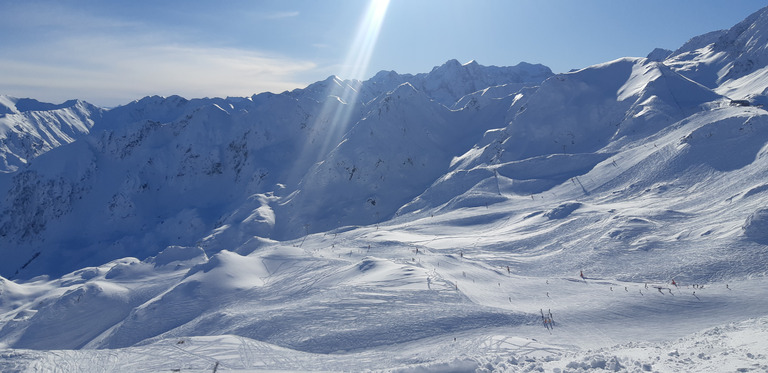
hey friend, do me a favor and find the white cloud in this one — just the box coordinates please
[262,11,300,19]
[0,5,318,107]
[0,35,317,107]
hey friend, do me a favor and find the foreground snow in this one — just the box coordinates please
[1,264,766,372]
[3,317,766,373]
[1,207,767,371]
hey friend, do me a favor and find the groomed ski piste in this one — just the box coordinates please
[5,5,768,373]
[1,194,768,372]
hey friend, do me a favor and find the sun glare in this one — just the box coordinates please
[290,0,391,185]
[326,0,391,128]
[342,0,391,82]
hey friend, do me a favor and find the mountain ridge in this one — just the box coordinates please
[0,59,554,278]
[0,96,101,173]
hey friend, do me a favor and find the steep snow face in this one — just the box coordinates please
[402,58,723,212]
[413,60,553,107]
[0,93,331,278]
[492,58,720,162]
[506,58,720,157]
[357,59,553,107]
[665,6,768,100]
[0,96,102,172]
[272,83,510,238]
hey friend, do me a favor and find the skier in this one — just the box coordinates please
[580,270,584,279]
[548,310,554,329]
[671,279,677,287]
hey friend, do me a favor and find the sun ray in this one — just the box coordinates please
[286,0,391,188]
[317,0,391,158]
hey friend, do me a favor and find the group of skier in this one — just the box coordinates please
[540,309,555,332]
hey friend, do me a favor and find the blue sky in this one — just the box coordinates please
[0,0,766,107]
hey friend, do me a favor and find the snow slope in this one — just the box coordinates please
[3,6,768,372]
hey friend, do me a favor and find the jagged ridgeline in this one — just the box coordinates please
[0,61,553,278]
[2,6,768,283]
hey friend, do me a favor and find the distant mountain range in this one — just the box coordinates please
[5,4,768,278]
[0,96,101,173]
[0,58,553,278]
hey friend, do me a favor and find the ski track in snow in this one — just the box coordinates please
[2,223,766,371]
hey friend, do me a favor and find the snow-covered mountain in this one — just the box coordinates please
[665,6,768,105]
[0,96,101,173]
[3,6,768,372]
[0,59,552,279]
[402,57,723,213]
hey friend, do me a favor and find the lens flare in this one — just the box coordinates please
[343,0,391,82]
[288,0,391,185]
[319,0,390,154]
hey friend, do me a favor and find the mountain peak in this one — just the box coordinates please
[0,96,89,114]
[444,58,462,67]
[717,5,768,51]
[647,48,673,62]
[390,82,418,95]
[665,5,768,90]
[429,59,465,73]
[371,70,400,81]
[0,95,16,115]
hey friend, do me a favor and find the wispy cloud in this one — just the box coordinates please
[0,4,317,107]
[0,37,317,106]
[262,11,300,19]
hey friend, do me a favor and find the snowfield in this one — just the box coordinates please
[4,5,768,373]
